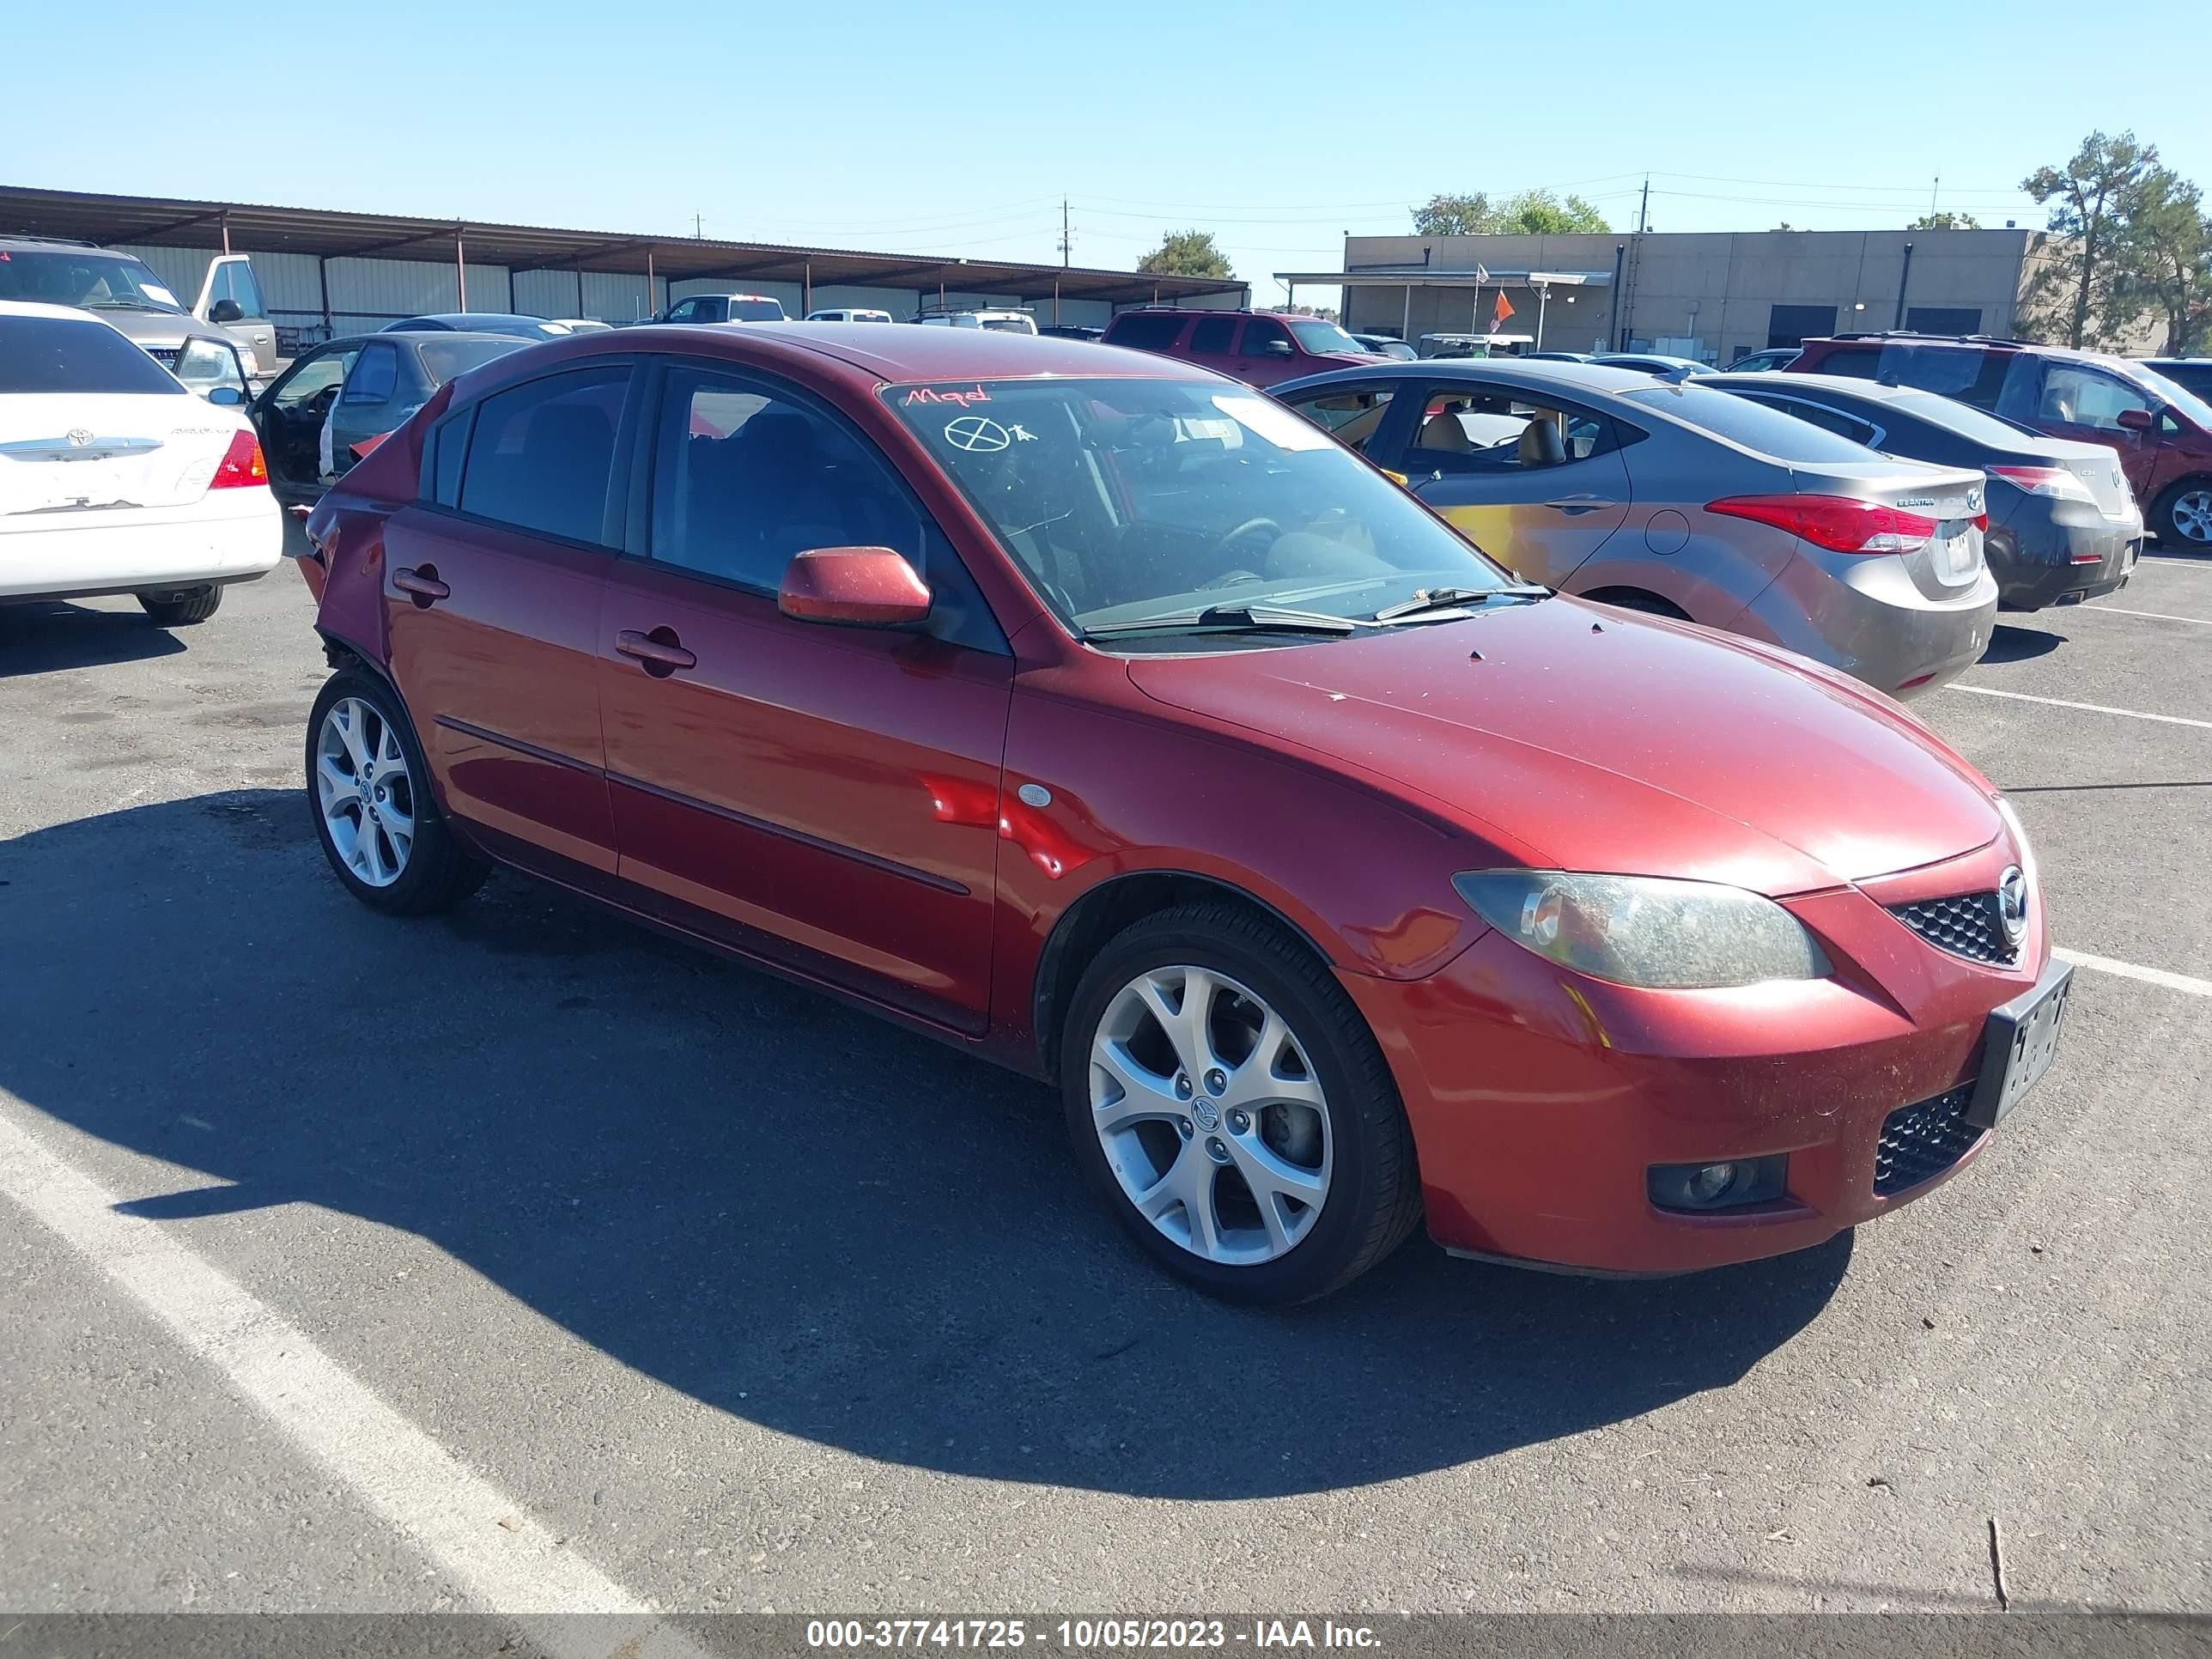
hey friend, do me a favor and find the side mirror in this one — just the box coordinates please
[2117,406,2154,432]
[209,299,245,324]
[1258,339,1294,356]
[778,547,932,627]
[206,386,246,407]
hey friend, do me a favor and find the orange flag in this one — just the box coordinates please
[1490,291,1517,331]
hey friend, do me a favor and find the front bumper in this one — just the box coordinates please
[1732,551,1997,699]
[1340,837,2049,1275]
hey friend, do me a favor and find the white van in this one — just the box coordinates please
[806,307,894,324]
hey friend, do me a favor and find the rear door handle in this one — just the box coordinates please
[1544,495,1618,514]
[616,628,697,676]
[392,566,449,604]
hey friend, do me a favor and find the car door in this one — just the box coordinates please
[2018,360,2160,499]
[380,361,633,877]
[1232,316,1300,386]
[250,341,360,555]
[595,357,1012,1034]
[1389,380,1633,586]
[326,340,407,478]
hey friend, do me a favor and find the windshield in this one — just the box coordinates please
[2133,365,2212,430]
[0,249,185,312]
[1623,381,1881,462]
[417,336,533,384]
[1288,319,1361,355]
[884,377,1516,641]
[729,299,786,322]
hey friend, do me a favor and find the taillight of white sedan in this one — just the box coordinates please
[1,301,281,627]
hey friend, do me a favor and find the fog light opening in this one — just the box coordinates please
[1649,1154,1788,1213]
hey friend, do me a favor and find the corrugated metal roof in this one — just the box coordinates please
[0,186,1245,307]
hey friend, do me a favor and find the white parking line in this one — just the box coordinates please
[2081,604,2212,626]
[0,1109,708,1652]
[1947,684,2212,731]
[2057,947,2212,1000]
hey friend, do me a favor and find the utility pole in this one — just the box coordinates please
[693,213,703,239]
[1930,175,1940,218]
[1060,198,1071,268]
[1637,175,1650,234]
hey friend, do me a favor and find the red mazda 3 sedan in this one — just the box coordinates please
[298,325,2070,1304]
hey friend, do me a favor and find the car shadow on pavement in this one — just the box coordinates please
[1981,624,2066,664]
[0,789,1850,1500]
[0,603,187,678]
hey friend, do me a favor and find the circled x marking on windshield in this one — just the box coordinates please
[945,416,1011,452]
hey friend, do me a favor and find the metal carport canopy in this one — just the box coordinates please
[0,185,1247,307]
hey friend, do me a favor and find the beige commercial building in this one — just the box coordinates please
[1285,228,2049,365]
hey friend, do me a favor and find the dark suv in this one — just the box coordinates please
[1789,332,2212,548]
[1100,307,1382,387]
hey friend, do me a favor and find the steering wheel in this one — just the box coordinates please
[1208,517,1283,562]
[1201,568,1266,590]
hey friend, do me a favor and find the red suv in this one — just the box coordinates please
[1790,332,2212,549]
[1101,307,1383,387]
[296,325,2067,1304]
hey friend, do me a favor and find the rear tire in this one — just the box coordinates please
[2149,478,2212,550]
[1060,902,1423,1304]
[306,670,487,916]
[137,584,223,626]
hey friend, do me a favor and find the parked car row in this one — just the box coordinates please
[279,322,2072,1304]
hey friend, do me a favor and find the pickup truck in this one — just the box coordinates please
[0,234,276,389]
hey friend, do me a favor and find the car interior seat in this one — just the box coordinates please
[1516,418,1569,467]
[1418,405,1474,451]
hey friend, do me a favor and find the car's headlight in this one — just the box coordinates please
[174,337,246,396]
[1453,871,1830,989]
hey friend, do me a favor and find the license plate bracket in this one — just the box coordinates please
[1966,959,2073,1130]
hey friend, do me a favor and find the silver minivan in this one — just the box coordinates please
[1273,359,1998,698]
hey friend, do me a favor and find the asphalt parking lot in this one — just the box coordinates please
[2,560,2208,1618]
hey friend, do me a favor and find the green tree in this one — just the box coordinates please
[1412,190,1610,235]
[1136,229,1233,279]
[1908,210,1983,229]
[2116,170,2212,356]
[2021,131,2158,347]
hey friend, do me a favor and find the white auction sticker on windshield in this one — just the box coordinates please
[1212,392,1333,452]
[142,283,180,307]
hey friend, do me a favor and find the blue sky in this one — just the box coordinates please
[11,0,2209,307]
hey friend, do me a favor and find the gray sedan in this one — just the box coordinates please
[1271,359,1998,698]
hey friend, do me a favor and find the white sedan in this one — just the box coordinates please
[2,301,281,626]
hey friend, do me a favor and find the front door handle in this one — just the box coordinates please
[392,565,449,605]
[616,627,697,677]
[1544,495,1618,514]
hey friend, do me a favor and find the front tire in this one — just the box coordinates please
[306,671,486,915]
[2150,479,2212,550]
[137,584,223,626]
[1060,903,1422,1304]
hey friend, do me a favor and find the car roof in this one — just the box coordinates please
[1277,358,1682,397]
[610,321,1206,384]
[389,313,550,329]
[1700,371,1930,404]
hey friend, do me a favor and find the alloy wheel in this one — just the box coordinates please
[1089,965,1333,1265]
[2171,488,2212,545]
[315,697,416,888]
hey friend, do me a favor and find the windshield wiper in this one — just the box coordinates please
[1084,603,1364,640]
[1372,584,1550,623]
[86,299,174,313]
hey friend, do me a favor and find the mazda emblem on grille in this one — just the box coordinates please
[1997,865,2028,944]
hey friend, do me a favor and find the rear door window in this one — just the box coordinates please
[1409,384,1618,472]
[1106,313,1186,352]
[0,314,185,394]
[1886,344,2010,410]
[1811,345,1881,380]
[458,365,630,547]
[339,343,399,406]
[1189,317,1236,355]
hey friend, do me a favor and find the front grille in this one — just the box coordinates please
[1888,890,2018,966]
[1874,1083,1983,1197]
[143,346,180,366]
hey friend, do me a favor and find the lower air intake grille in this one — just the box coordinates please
[143,347,180,366]
[1888,890,2018,966]
[1874,1083,1983,1197]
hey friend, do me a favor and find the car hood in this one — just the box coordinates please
[72,306,222,350]
[1123,598,2002,895]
